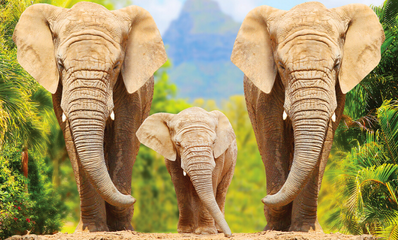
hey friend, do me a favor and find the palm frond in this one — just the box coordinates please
[377,100,398,164]
[377,213,398,240]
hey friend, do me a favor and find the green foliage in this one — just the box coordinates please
[0,143,34,238]
[0,48,47,152]
[323,101,398,237]
[0,0,30,49]
[0,0,69,236]
[27,148,68,234]
[0,142,67,239]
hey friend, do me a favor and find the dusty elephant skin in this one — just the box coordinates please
[136,107,237,237]
[231,2,384,232]
[13,2,167,231]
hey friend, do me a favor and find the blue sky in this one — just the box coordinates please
[130,0,385,34]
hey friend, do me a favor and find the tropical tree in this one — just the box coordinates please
[319,0,398,237]
[324,101,398,238]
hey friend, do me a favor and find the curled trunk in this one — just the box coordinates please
[68,88,135,208]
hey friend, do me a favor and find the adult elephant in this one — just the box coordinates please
[13,2,167,231]
[231,2,384,232]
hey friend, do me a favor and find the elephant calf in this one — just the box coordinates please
[136,107,237,237]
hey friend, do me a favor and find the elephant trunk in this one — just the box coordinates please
[262,88,332,207]
[67,83,135,208]
[184,147,232,237]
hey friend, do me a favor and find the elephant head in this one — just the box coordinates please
[231,2,384,207]
[136,107,235,237]
[13,2,167,208]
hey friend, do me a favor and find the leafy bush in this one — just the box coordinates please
[0,142,67,239]
[0,143,34,238]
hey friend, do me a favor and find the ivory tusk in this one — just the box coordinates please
[332,113,336,122]
[110,111,115,120]
[183,171,186,176]
[62,113,66,122]
[283,110,287,120]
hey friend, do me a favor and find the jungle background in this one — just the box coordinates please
[0,0,397,239]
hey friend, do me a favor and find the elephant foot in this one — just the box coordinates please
[177,223,194,233]
[107,221,134,231]
[264,204,292,231]
[194,226,217,235]
[106,204,134,231]
[264,221,291,231]
[75,220,109,232]
[289,220,323,232]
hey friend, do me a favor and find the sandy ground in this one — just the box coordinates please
[7,231,375,240]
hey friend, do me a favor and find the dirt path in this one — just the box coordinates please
[7,231,375,240]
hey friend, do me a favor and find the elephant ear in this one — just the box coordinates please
[13,4,64,94]
[333,4,384,94]
[136,113,176,161]
[231,6,285,94]
[211,110,236,158]
[113,6,167,94]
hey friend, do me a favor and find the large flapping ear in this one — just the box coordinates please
[136,113,176,161]
[112,6,167,94]
[333,4,384,94]
[211,110,236,158]
[231,6,285,94]
[13,4,64,94]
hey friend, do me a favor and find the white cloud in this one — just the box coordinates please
[131,0,184,35]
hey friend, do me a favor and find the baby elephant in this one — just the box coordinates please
[137,107,236,237]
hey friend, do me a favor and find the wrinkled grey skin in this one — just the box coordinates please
[13,2,166,231]
[231,2,384,231]
[136,107,237,237]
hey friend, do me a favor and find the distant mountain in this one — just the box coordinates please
[162,0,244,102]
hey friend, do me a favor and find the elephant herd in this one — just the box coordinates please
[13,1,384,237]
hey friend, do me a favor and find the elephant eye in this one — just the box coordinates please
[57,59,64,70]
[334,59,341,69]
[175,142,181,147]
[278,61,285,70]
[113,62,120,71]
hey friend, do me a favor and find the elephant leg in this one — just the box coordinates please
[75,160,108,232]
[244,77,293,231]
[263,161,293,232]
[104,118,136,231]
[289,121,333,232]
[165,159,196,233]
[105,77,154,231]
[52,87,108,232]
[215,165,234,233]
[194,190,217,235]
